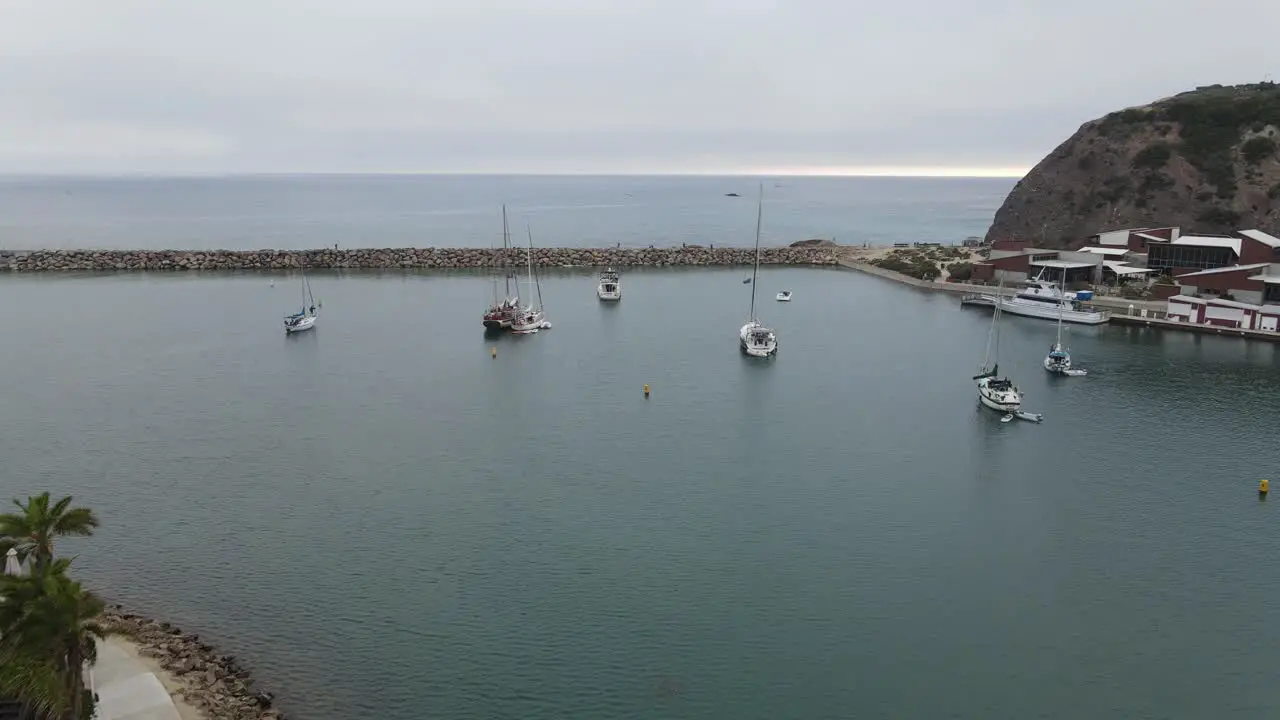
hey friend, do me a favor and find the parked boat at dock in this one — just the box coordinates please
[961,270,1109,325]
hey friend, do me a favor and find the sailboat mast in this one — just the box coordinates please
[502,205,513,299]
[749,183,763,321]
[993,281,1003,365]
[982,276,1000,370]
[528,228,544,311]
[1056,274,1066,346]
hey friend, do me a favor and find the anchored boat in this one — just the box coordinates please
[284,269,319,334]
[511,229,552,334]
[483,205,521,331]
[739,185,778,358]
[597,268,621,301]
[973,278,1022,413]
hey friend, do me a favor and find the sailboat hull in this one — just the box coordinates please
[1044,356,1071,373]
[739,340,777,357]
[976,382,1021,412]
[511,308,549,334]
[285,315,317,333]
[739,322,778,357]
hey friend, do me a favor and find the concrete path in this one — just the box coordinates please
[91,637,202,720]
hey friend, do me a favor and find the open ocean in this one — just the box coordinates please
[5,175,1279,720]
[0,174,1013,250]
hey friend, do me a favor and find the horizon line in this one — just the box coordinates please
[0,167,1029,179]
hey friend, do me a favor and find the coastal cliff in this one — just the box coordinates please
[0,245,839,272]
[986,82,1280,247]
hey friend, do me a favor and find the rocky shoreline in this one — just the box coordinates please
[0,244,840,272]
[102,605,287,720]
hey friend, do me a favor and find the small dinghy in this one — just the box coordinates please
[776,290,792,302]
[1062,368,1088,377]
[1000,414,1014,423]
[1014,410,1044,423]
[743,277,752,284]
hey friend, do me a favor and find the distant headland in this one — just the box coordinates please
[987,82,1280,248]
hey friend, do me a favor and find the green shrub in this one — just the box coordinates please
[872,252,940,281]
[1132,143,1172,169]
[1240,136,1277,164]
[1196,206,1242,228]
[948,262,975,281]
[1156,85,1280,197]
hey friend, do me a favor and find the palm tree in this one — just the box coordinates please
[0,494,99,574]
[0,558,110,720]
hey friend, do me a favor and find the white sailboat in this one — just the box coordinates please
[973,277,1022,413]
[739,185,778,358]
[483,205,521,331]
[283,269,319,333]
[1044,275,1088,376]
[511,229,552,334]
[597,267,621,301]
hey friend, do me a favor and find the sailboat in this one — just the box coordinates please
[739,185,778,357]
[482,205,521,331]
[1044,275,1088,376]
[972,277,1021,412]
[284,268,319,333]
[510,228,552,334]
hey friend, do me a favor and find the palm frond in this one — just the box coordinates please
[52,508,99,537]
[0,649,67,719]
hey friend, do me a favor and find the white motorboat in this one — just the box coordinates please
[739,185,778,358]
[975,270,1109,325]
[1044,276,1088,376]
[776,290,792,302]
[973,277,1022,412]
[597,268,621,301]
[483,205,521,331]
[511,230,552,334]
[284,270,319,334]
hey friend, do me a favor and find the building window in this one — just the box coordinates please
[1147,244,1235,272]
[1265,284,1280,304]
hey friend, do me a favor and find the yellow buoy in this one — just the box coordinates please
[490,347,497,358]
[1261,479,1269,495]
[644,384,650,398]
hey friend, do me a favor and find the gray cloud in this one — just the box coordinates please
[2,0,1278,174]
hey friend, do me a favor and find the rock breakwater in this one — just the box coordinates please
[1,245,839,272]
[103,605,288,720]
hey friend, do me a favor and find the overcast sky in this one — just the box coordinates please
[2,0,1277,176]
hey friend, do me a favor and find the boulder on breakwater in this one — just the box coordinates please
[103,605,287,720]
[0,245,840,272]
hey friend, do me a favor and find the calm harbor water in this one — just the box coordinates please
[2,265,1279,719]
